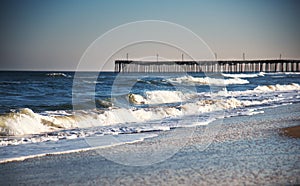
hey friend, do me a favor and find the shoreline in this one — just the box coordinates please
[1,102,299,165]
[0,103,299,185]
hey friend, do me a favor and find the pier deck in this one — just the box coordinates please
[115,59,300,73]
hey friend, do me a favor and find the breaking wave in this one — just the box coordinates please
[46,73,72,78]
[253,83,300,92]
[1,82,299,141]
[0,97,242,138]
[222,72,264,78]
[0,108,76,136]
[168,75,249,85]
[128,90,194,105]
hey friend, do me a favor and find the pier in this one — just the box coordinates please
[115,59,300,73]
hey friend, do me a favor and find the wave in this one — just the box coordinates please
[0,96,244,137]
[0,108,76,136]
[264,72,300,75]
[1,82,299,145]
[216,83,300,98]
[128,90,193,105]
[222,72,264,78]
[46,73,72,78]
[253,83,300,92]
[168,75,249,85]
[283,72,300,75]
[0,81,22,85]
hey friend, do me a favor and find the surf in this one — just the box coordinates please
[1,82,299,141]
[168,75,249,85]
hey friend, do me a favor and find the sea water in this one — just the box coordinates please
[0,71,300,162]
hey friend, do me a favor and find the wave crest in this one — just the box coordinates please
[129,90,190,105]
[254,83,300,92]
[168,75,249,85]
[222,72,264,78]
[46,73,71,78]
[0,108,76,136]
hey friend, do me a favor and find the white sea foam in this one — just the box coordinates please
[168,75,249,85]
[253,83,300,92]
[129,90,193,105]
[222,72,264,78]
[264,72,300,75]
[217,83,300,97]
[0,108,76,136]
[46,73,71,78]
[283,72,300,75]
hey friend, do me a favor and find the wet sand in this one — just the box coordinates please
[282,125,300,138]
[0,103,300,185]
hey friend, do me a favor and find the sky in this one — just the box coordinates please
[0,0,299,71]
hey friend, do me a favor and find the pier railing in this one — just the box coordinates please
[115,60,300,73]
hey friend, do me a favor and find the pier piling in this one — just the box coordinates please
[115,60,300,73]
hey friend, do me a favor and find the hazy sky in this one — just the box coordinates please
[0,0,299,71]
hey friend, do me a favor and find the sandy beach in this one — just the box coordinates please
[282,125,300,138]
[1,103,299,185]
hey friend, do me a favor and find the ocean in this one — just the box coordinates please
[0,71,300,164]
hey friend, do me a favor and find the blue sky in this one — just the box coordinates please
[0,0,299,70]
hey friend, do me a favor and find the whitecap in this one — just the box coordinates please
[168,75,249,85]
[222,72,264,78]
[46,73,72,78]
